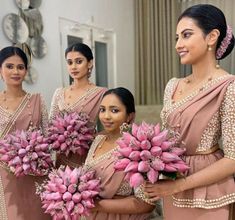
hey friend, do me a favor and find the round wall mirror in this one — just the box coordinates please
[3,13,29,44]
[24,66,38,84]
[21,9,43,37]
[29,35,47,58]
[29,0,42,8]
[15,0,30,10]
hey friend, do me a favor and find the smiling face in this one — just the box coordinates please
[0,55,27,86]
[175,17,210,65]
[99,93,131,135]
[66,51,93,81]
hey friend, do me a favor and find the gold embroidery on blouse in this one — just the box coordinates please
[0,175,8,220]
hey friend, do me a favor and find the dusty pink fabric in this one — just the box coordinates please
[167,76,235,154]
[85,137,151,220]
[163,76,235,219]
[0,94,50,220]
[51,87,107,167]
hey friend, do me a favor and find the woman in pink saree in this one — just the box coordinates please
[145,4,235,220]
[84,88,155,220]
[49,43,106,168]
[0,46,50,219]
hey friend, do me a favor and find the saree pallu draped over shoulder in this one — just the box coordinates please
[0,94,50,220]
[161,75,235,220]
[84,135,152,220]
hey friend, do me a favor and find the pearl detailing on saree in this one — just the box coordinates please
[172,193,235,209]
[161,76,235,209]
[161,75,235,155]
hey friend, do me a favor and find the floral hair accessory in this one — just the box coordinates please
[216,25,233,60]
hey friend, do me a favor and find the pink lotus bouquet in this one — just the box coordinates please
[36,165,100,219]
[48,112,95,156]
[114,122,190,188]
[0,130,53,177]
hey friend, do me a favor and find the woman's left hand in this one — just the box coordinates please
[144,179,185,202]
[90,199,102,212]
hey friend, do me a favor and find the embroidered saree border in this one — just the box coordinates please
[173,193,235,209]
[0,94,31,138]
[0,175,8,220]
[61,87,102,112]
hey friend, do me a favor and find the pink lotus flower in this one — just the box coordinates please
[36,165,100,219]
[114,122,190,188]
[0,130,53,177]
[48,112,95,156]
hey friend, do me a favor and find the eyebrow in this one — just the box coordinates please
[176,28,194,36]
[67,57,84,60]
[5,63,24,66]
[100,105,119,108]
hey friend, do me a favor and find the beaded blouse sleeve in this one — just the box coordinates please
[49,88,62,120]
[134,184,155,206]
[220,80,235,160]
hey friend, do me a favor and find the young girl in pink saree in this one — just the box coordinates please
[84,88,155,220]
[0,46,50,220]
[145,4,235,220]
[49,43,106,168]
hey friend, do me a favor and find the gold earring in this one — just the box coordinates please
[216,64,220,69]
[120,122,131,134]
[208,46,212,51]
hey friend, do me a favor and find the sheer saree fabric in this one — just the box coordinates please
[0,93,50,220]
[160,75,235,219]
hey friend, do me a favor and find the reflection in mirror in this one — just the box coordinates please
[29,35,48,58]
[3,13,29,44]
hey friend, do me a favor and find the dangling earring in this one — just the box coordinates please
[208,45,212,51]
[120,122,131,134]
[87,68,92,78]
[216,64,220,69]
